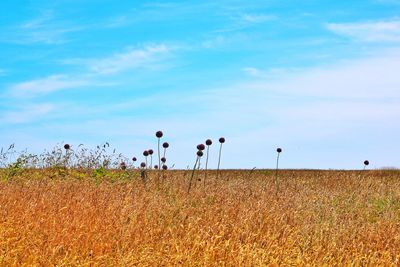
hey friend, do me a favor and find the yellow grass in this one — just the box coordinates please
[1,169,400,266]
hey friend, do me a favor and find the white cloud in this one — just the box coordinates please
[8,75,89,98]
[327,19,400,42]
[66,44,172,74]
[240,14,275,23]
[0,103,55,124]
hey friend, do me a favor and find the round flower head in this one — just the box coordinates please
[277,148,282,153]
[156,131,163,138]
[219,137,225,144]
[206,139,212,146]
[162,165,168,170]
[197,144,205,151]
[64,144,71,150]
[143,150,149,156]
[197,150,204,157]
[154,165,159,169]
[364,160,369,166]
[161,157,166,163]
[132,157,137,162]
[140,162,146,168]
[148,149,154,155]
[162,142,169,148]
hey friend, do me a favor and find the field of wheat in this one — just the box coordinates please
[0,169,399,266]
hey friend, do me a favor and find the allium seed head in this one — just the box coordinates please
[148,149,154,155]
[206,139,212,146]
[156,131,163,138]
[277,148,282,153]
[64,144,70,150]
[219,137,225,144]
[154,165,159,169]
[364,160,369,166]
[197,150,204,157]
[162,165,168,170]
[140,162,146,168]
[132,157,137,162]
[143,150,149,156]
[197,144,205,151]
[162,142,169,148]
[161,157,166,163]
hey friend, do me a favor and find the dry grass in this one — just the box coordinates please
[1,169,400,266]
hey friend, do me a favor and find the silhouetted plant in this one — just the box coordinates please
[156,131,163,172]
[204,139,212,186]
[162,142,169,158]
[217,137,225,179]
[364,160,369,170]
[275,147,282,195]
[188,150,203,193]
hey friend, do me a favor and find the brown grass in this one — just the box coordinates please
[1,169,400,266]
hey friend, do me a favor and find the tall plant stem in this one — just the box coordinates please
[157,139,161,172]
[188,157,199,194]
[216,143,223,179]
[204,146,210,187]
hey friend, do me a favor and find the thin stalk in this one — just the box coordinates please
[150,155,153,169]
[157,139,161,171]
[216,143,223,179]
[204,145,210,187]
[187,157,199,194]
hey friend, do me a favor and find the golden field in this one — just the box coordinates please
[1,169,400,266]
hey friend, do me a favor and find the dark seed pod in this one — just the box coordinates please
[143,150,149,156]
[197,144,205,151]
[162,142,169,148]
[364,160,369,166]
[156,131,163,138]
[277,148,282,153]
[132,157,137,162]
[206,139,212,146]
[154,165,159,169]
[148,149,154,155]
[162,165,168,170]
[140,162,146,168]
[64,144,71,150]
[161,157,166,163]
[219,137,225,144]
[197,150,203,157]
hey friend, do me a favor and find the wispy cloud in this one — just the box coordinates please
[8,75,89,98]
[5,10,86,44]
[327,19,400,42]
[65,44,173,74]
[0,103,55,124]
[240,13,275,23]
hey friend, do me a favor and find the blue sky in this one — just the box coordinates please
[1,0,400,169]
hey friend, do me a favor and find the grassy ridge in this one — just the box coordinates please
[1,170,400,266]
